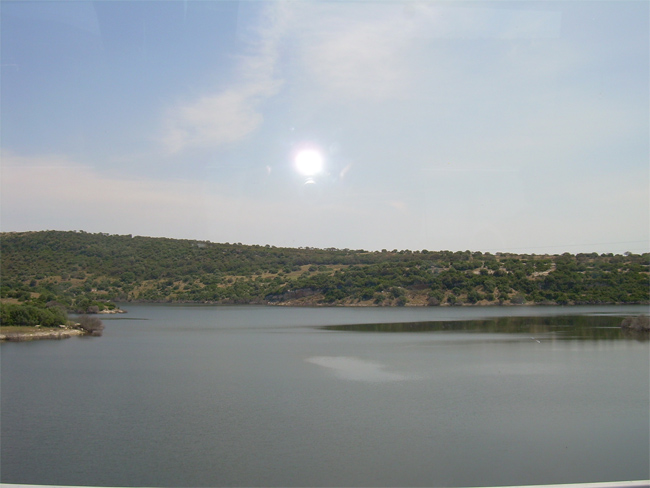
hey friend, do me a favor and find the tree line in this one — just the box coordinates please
[1,231,648,323]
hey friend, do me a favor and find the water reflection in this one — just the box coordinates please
[322,315,649,341]
[305,356,414,382]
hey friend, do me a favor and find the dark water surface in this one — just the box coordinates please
[1,304,648,487]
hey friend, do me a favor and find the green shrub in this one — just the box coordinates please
[0,303,67,327]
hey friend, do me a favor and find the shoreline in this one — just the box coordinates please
[3,305,646,342]
[0,327,86,342]
[117,299,650,307]
[98,308,126,314]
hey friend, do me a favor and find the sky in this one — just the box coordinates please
[1,0,648,254]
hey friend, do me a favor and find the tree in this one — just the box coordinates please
[77,315,105,336]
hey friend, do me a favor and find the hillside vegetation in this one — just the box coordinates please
[1,231,648,317]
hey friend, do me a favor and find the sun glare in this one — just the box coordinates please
[294,149,324,176]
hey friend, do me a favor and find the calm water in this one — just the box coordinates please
[1,304,649,487]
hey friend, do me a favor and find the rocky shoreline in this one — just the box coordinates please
[1,313,112,342]
[0,327,86,342]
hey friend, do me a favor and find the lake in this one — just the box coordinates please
[1,304,649,487]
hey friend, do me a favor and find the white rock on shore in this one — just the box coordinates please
[0,329,85,342]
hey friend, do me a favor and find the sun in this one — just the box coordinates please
[294,149,324,177]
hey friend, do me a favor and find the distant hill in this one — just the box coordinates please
[1,230,649,310]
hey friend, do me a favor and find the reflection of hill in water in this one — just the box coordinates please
[323,315,649,341]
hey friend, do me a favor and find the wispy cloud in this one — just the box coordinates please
[161,3,291,154]
[3,2,645,254]
[162,89,266,153]
[293,4,417,100]
[287,4,561,102]
[160,3,565,151]
[427,6,561,40]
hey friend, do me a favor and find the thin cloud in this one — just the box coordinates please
[163,89,266,153]
[428,6,561,40]
[1,154,209,236]
[161,3,290,154]
[287,4,561,102]
[160,3,566,151]
[2,153,646,253]
[0,153,384,248]
[290,3,419,101]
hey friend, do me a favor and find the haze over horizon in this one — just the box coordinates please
[2,1,648,255]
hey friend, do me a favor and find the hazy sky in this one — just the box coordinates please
[2,1,648,254]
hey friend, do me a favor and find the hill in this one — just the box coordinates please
[1,231,648,313]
